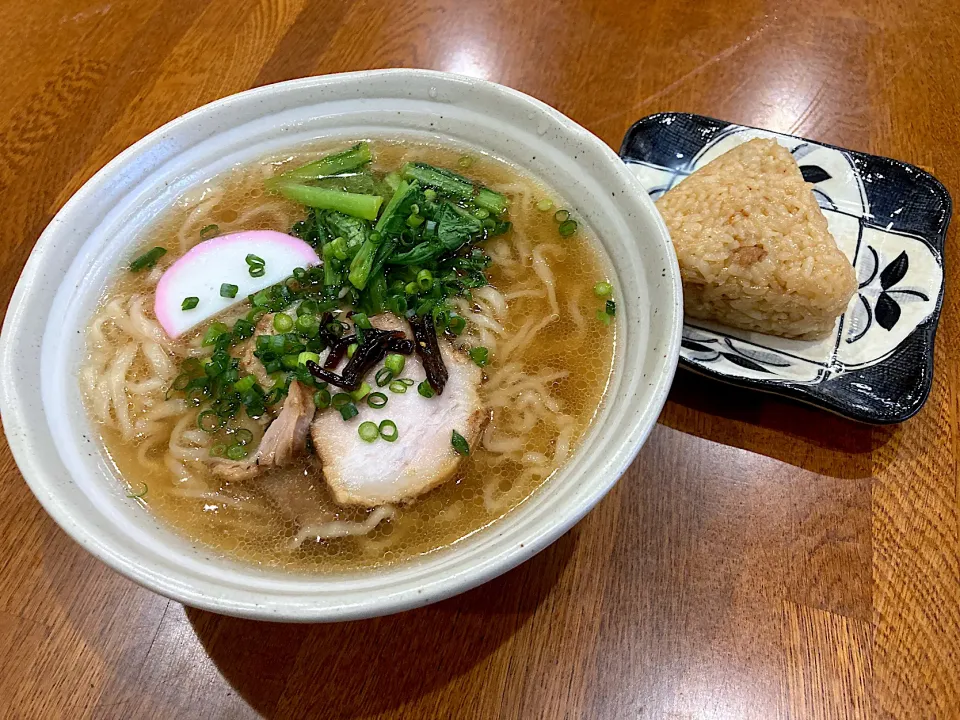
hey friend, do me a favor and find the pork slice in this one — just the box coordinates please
[311,321,487,507]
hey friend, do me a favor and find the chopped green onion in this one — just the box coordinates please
[536,198,554,212]
[424,188,437,201]
[451,429,470,456]
[295,314,320,336]
[339,402,359,421]
[245,253,265,267]
[226,444,249,460]
[197,410,222,433]
[606,299,616,316]
[331,392,352,409]
[346,343,358,359]
[234,428,253,446]
[379,419,399,442]
[554,209,570,222]
[594,281,613,298]
[181,296,199,311]
[314,388,331,408]
[473,208,490,220]
[202,322,230,346]
[375,367,394,387]
[352,312,372,330]
[233,375,256,393]
[596,309,612,326]
[367,392,388,408]
[469,346,489,367]
[388,379,408,394]
[298,351,320,366]
[417,380,435,398]
[351,382,372,402]
[129,246,167,272]
[250,266,266,278]
[416,269,433,290]
[558,219,578,237]
[397,378,415,387]
[458,155,474,168]
[126,482,148,499]
[200,224,220,239]
[210,444,227,458]
[359,421,379,442]
[281,353,300,370]
[273,313,294,332]
[384,354,405,376]
[220,283,239,299]
[405,282,419,295]
[447,315,466,335]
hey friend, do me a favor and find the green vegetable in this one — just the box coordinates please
[596,309,612,326]
[181,297,199,311]
[351,382,372,402]
[314,388,332,408]
[277,142,373,181]
[295,313,320,336]
[126,482,148,499]
[220,283,239,299]
[554,209,570,222]
[384,354,405,375]
[536,198,554,212]
[202,322,230,346]
[558,219,578,237]
[273,313,294,332]
[388,379,408,394]
[339,402,359,421]
[200,224,220,239]
[129,247,166,272]
[197,410,222,433]
[331,392,352,409]
[367,392,388,408]
[271,182,382,221]
[476,187,507,216]
[594,281,613,298]
[379,419,399,442]
[436,201,482,251]
[417,380,435,398]
[451,429,470,456]
[298,351,320,366]
[458,155,474,169]
[233,375,256,393]
[226,444,249,460]
[402,162,473,198]
[375,367,393,387]
[468,346,489,367]
[347,342,358,359]
[234,428,253,446]
[374,179,419,236]
[359,421,379,442]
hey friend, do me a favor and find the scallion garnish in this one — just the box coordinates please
[596,309,612,326]
[314,388,332,408]
[558,219,578,237]
[417,380,435,398]
[384,354,405,376]
[273,313,294,332]
[536,198,554,212]
[375,367,394,387]
[553,209,570,223]
[351,382,372,402]
[339,402,359,421]
[346,343,358,359]
[331,392,352,409]
[298,351,320,367]
[234,428,253,446]
[451,430,470,456]
[367,392,388,408]
[379,419,399,442]
[220,283,239,299]
[226,444,249,460]
[388,379,408,394]
[468,347,489,367]
[200,224,220,239]
[129,246,166,272]
[359,421,379,442]
[594,281,613,298]
[181,296,199,311]
[126,482,148,499]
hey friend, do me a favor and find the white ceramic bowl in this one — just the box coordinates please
[0,70,681,622]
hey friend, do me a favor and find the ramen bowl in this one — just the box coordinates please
[0,70,681,622]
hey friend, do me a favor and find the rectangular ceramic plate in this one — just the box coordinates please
[620,112,951,424]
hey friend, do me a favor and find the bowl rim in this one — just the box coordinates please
[0,68,682,621]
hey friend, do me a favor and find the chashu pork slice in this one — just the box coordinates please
[311,318,487,507]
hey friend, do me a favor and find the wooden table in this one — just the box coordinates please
[1,0,958,717]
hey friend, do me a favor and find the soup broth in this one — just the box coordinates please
[81,139,616,572]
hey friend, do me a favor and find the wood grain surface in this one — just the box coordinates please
[1,0,958,717]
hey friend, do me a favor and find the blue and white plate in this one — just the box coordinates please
[620,113,951,424]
